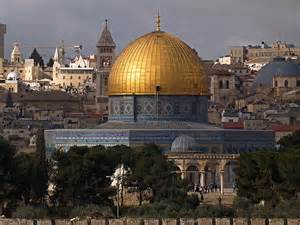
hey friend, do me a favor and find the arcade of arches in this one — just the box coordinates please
[166,152,239,194]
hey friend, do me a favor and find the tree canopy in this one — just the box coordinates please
[236,131,300,207]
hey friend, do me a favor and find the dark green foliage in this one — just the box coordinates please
[278,131,300,150]
[13,153,36,205]
[126,144,188,205]
[69,204,114,218]
[0,138,17,215]
[5,91,13,108]
[124,201,234,218]
[236,131,300,209]
[233,197,300,218]
[233,197,254,217]
[12,206,48,219]
[29,48,44,67]
[47,58,54,67]
[236,151,283,206]
[50,145,124,207]
[184,194,200,210]
[32,129,48,204]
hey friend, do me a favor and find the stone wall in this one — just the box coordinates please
[0,218,299,225]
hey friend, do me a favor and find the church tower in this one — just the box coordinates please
[96,19,116,114]
[11,42,23,64]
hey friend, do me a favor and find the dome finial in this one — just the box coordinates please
[156,9,161,31]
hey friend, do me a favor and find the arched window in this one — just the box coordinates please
[186,165,199,185]
[275,80,278,87]
[219,80,223,89]
[284,80,288,88]
[226,80,229,89]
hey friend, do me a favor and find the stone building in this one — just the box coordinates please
[230,41,300,64]
[273,75,300,97]
[96,20,116,114]
[0,44,47,82]
[52,55,94,88]
[210,70,237,106]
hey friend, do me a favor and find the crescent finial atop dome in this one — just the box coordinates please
[156,10,161,31]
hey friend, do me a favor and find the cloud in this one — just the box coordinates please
[0,0,300,59]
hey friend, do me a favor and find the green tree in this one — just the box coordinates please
[0,138,17,215]
[236,151,283,206]
[5,91,13,108]
[126,144,188,205]
[31,129,48,204]
[236,148,300,207]
[278,131,300,150]
[50,146,119,207]
[276,149,300,199]
[47,58,54,67]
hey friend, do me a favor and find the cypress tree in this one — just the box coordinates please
[32,129,48,204]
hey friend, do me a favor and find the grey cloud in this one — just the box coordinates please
[0,0,300,59]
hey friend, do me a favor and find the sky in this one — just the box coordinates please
[1,0,300,60]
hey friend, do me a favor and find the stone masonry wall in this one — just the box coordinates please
[0,218,299,225]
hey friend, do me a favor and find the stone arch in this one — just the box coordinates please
[223,160,238,189]
[186,164,199,186]
[204,160,219,188]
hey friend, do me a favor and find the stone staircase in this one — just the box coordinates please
[189,190,237,206]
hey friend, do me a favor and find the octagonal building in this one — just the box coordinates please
[45,17,274,155]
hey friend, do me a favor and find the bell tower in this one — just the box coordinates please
[96,19,116,115]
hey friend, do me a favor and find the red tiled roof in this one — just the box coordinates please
[270,124,300,132]
[222,120,244,129]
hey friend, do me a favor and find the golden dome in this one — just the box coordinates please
[108,30,208,96]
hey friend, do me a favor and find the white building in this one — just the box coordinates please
[217,55,232,65]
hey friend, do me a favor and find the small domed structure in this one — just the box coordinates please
[6,71,20,81]
[254,57,300,87]
[171,135,197,152]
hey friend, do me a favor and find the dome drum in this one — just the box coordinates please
[109,95,208,123]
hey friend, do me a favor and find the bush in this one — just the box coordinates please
[69,204,114,218]
[184,194,200,210]
[123,200,234,218]
[12,206,49,219]
[194,205,234,218]
[233,196,253,217]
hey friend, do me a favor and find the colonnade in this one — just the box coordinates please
[167,153,239,195]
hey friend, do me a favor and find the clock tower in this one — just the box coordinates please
[96,20,116,115]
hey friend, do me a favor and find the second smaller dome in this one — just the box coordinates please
[6,71,20,81]
[171,135,197,152]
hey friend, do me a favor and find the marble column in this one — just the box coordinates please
[220,170,224,195]
[181,170,186,180]
[200,171,205,187]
